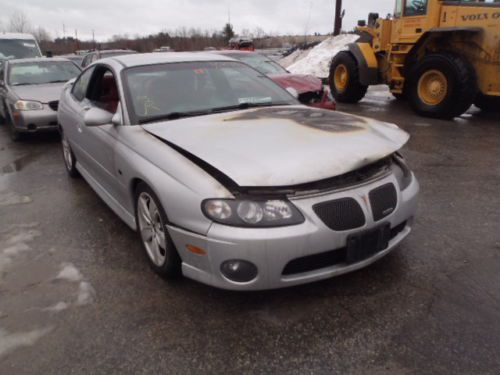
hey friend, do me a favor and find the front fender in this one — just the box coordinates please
[347,43,380,85]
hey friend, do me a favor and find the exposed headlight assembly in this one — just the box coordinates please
[15,100,43,111]
[202,199,304,227]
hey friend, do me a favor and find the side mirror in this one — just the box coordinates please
[111,111,122,126]
[84,107,113,127]
[286,87,299,99]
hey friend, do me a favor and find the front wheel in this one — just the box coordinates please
[61,131,80,178]
[407,53,477,119]
[329,51,368,103]
[135,183,181,278]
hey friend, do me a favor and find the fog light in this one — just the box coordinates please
[220,260,258,283]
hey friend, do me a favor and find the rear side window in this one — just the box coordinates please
[72,67,95,101]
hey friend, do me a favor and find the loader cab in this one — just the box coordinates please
[391,0,435,43]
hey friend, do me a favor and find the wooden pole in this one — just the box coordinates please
[334,0,343,36]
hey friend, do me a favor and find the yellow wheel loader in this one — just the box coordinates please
[329,0,500,119]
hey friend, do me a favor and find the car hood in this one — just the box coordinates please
[141,106,409,187]
[268,73,323,94]
[11,83,66,103]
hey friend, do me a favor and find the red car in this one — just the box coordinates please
[214,51,335,110]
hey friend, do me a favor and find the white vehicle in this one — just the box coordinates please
[0,33,42,61]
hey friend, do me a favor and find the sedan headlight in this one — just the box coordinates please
[202,199,304,227]
[15,100,43,111]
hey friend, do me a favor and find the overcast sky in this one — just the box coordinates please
[0,0,394,41]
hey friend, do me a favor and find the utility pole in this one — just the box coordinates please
[92,29,95,50]
[333,0,343,36]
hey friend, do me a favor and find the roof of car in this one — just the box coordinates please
[7,57,73,64]
[110,52,236,68]
[0,32,37,40]
[213,50,257,56]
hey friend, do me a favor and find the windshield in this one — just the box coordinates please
[8,61,81,86]
[0,39,41,60]
[227,53,288,75]
[124,61,297,124]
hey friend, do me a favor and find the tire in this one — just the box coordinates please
[61,131,80,178]
[135,182,181,279]
[329,51,368,103]
[474,94,500,113]
[407,53,477,119]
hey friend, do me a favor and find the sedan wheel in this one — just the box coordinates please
[61,132,79,178]
[135,183,181,278]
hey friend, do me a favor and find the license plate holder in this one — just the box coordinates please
[346,223,391,264]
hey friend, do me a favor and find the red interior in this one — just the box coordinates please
[100,74,119,113]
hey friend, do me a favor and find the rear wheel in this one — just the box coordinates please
[329,51,368,103]
[407,53,477,119]
[474,94,500,113]
[135,183,181,278]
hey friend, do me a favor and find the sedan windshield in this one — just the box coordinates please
[124,61,297,124]
[0,39,41,59]
[227,53,288,75]
[8,61,81,86]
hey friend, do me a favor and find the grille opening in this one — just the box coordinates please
[370,183,398,221]
[282,221,407,276]
[313,197,365,231]
[48,101,59,111]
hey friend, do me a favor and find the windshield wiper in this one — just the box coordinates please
[46,80,69,84]
[210,101,290,114]
[139,110,211,124]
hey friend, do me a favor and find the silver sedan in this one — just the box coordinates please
[0,58,81,141]
[57,52,419,290]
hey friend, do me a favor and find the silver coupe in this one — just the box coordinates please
[57,52,419,290]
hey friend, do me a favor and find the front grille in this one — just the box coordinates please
[313,197,365,231]
[48,101,59,111]
[369,183,397,221]
[282,221,407,276]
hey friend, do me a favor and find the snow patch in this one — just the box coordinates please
[286,34,359,79]
[76,282,95,306]
[0,191,32,206]
[0,326,52,357]
[43,302,69,313]
[56,263,83,283]
[0,228,41,275]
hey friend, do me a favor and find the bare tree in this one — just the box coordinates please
[8,10,32,33]
[34,26,51,42]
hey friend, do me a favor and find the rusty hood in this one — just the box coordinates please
[268,73,323,94]
[141,106,409,187]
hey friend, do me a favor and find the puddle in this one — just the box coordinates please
[0,154,38,176]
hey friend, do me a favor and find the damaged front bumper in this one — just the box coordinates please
[168,171,419,291]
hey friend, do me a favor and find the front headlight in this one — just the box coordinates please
[15,100,43,111]
[202,199,304,227]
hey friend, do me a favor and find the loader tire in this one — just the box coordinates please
[474,94,500,113]
[407,53,477,119]
[329,51,368,103]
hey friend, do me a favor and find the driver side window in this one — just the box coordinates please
[405,0,428,16]
[72,67,95,102]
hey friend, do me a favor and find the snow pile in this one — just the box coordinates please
[280,48,311,69]
[285,34,359,79]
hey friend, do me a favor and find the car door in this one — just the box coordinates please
[64,64,121,200]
